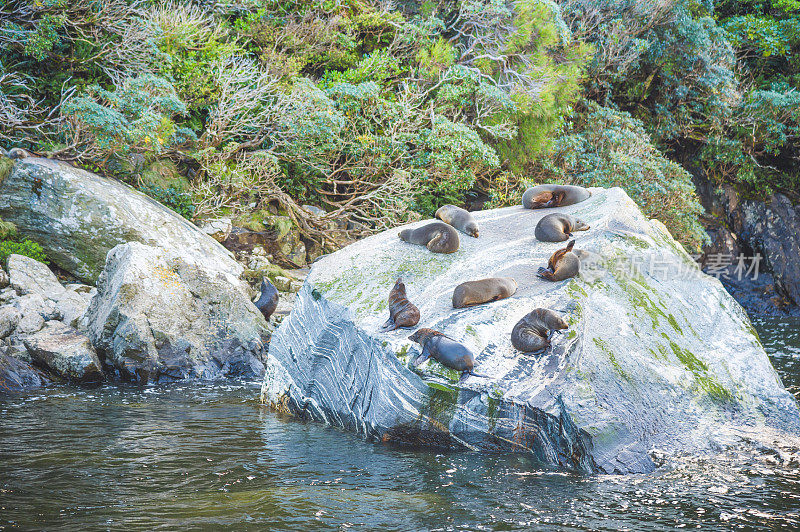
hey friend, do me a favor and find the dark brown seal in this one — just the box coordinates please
[522,184,591,209]
[537,240,581,281]
[399,222,460,254]
[408,328,488,382]
[382,278,421,332]
[510,308,569,353]
[435,205,479,238]
[452,278,517,308]
[253,278,279,320]
[534,213,590,242]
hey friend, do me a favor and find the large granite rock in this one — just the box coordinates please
[261,187,800,474]
[23,321,103,382]
[0,306,21,339]
[6,254,64,299]
[86,242,269,383]
[0,157,243,284]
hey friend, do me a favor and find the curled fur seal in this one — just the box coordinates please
[382,278,420,331]
[537,240,580,281]
[408,328,488,383]
[522,184,591,209]
[253,278,279,320]
[399,222,460,254]
[537,240,599,282]
[452,277,517,308]
[511,308,569,353]
[435,204,479,238]
[534,213,590,242]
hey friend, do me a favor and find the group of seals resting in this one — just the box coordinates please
[399,222,460,254]
[522,184,591,210]
[511,308,569,353]
[382,278,421,331]
[535,213,590,242]
[452,278,517,308]
[408,328,487,383]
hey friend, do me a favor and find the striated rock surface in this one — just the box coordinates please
[261,187,800,474]
[23,321,103,382]
[86,242,269,383]
[0,157,243,284]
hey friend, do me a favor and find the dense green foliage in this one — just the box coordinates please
[0,239,49,267]
[541,104,709,250]
[2,0,798,253]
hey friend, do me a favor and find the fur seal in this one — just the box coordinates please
[522,184,591,209]
[253,278,279,320]
[511,308,569,353]
[435,205,479,238]
[382,278,420,331]
[452,277,517,308]
[534,213,590,242]
[399,222,460,254]
[537,240,581,281]
[408,328,487,382]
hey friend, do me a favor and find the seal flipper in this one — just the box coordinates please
[459,370,490,383]
[412,345,431,367]
[381,318,397,332]
[537,266,553,278]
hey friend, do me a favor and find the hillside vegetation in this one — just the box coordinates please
[1,0,798,253]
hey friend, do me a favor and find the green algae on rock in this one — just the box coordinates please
[262,187,800,474]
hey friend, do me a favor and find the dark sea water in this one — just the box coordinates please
[1,317,799,531]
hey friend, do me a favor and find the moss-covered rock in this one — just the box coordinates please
[261,187,800,474]
[0,157,241,284]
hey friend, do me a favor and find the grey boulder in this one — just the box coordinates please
[23,321,103,382]
[6,254,64,299]
[0,157,243,285]
[261,187,800,474]
[0,306,21,339]
[86,242,269,383]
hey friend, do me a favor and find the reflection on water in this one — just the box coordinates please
[0,318,799,531]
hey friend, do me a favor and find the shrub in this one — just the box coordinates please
[0,239,48,266]
[536,103,709,251]
[137,184,196,220]
[61,75,196,175]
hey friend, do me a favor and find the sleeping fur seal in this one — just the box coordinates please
[408,328,488,383]
[522,184,591,209]
[435,204,479,238]
[511,308,569,353]
[253,278,279,320]
[534,213,590,242]
[382,278,420,331]
[452,277,517,308]
[399,222,460,254]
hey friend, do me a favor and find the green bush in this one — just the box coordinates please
[538,103,709,252]
[0,239,48,267]
[137,184,196,220]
